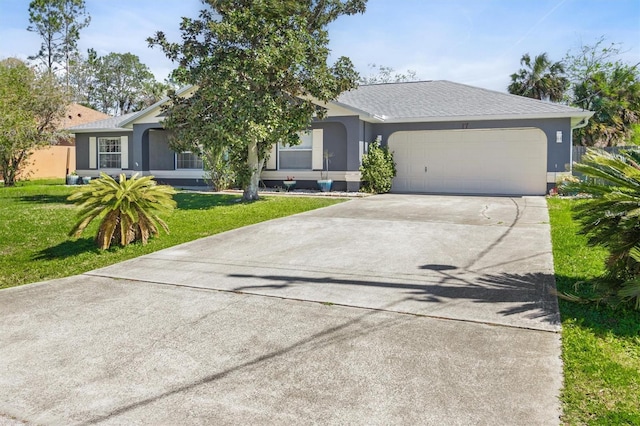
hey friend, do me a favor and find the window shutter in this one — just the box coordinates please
[311,129,324,170]
[120,135,129,169]
[266,143,277,170]
[89,137,97,169]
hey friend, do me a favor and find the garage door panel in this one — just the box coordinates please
[388,129,547,195]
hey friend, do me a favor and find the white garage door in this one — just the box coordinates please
[388,128,547,195]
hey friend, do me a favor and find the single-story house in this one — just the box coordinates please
[68,81,593,195]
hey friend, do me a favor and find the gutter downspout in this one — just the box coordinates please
[569,116,592,174]
[571,117,589,130]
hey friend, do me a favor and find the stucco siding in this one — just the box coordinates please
[132,123,163,172]
[314,116,361,171]
[312,121,347,171]
[149,130,175,170]
[75,132,133,170]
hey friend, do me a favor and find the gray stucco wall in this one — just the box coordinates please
[75,131,133,170]
[369,117,573,174]
[148,129,175,170]
[312,121,347,171]
[132,123,164,171]
[314,116,361,171]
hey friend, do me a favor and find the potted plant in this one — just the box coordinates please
[317,150,333,192]
[66,171,79,185]
[283,176,296,191]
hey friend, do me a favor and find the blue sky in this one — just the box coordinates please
[0,0,638,92]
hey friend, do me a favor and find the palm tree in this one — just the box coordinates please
[68,173,177,249]
[561,148,640,309]
[508,53,568,102]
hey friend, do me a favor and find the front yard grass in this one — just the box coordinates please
[0,181,344,290]
[547,198,640,425]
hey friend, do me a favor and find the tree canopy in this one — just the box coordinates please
[69,49,170,115]
[149,0,366,200]
[564,38,640,147]
[508,52,568,102]
[507,39,640,147]
[359,63,418,85]
[0,58,67,186]
[27,0,90,81]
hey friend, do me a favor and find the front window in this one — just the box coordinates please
[278,131,312,170]
[98,137,121,168]
[176,152,203,169]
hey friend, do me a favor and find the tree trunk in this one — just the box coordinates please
[1,158,16,187]
[2,167,16,187]
[243,138,262,201]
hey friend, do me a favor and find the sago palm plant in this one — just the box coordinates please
[561,148,640,309]
[68,173,177,249]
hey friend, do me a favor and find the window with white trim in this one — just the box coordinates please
[176,152,204,169]
[98,137,121,168]
[278,131,312,170]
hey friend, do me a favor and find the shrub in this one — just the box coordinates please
[561,148,640,309]
[68,173,177,249]
[203,149,235,191]
[360,139,397,193]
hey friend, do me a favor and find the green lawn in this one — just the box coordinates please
[547,198,640,425]
[0,181,344,290]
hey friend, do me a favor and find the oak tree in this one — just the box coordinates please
[149,0,366,200]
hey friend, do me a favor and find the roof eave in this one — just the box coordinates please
[301,95,385,123]
[68,127,133,134]
[371,110,594,124]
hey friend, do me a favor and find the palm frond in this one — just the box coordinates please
[68,173,177,249]
[564,148,640,309]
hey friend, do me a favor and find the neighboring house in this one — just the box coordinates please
[24,104,110,179]
[68,81,593,195]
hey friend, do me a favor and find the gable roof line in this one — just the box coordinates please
[118,85,194,128]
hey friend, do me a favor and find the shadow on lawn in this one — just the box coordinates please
[174,193,241,210]
[33,238,100,260]
[18,194,72,205]
[555,274,640,338]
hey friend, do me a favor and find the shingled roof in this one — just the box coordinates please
[66,81,593,132]
[66,112,137,132]
[335,80,592,123]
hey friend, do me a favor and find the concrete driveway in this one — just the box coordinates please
[1,194,562,425]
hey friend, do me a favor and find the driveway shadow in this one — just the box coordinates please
[228,268,560,327]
